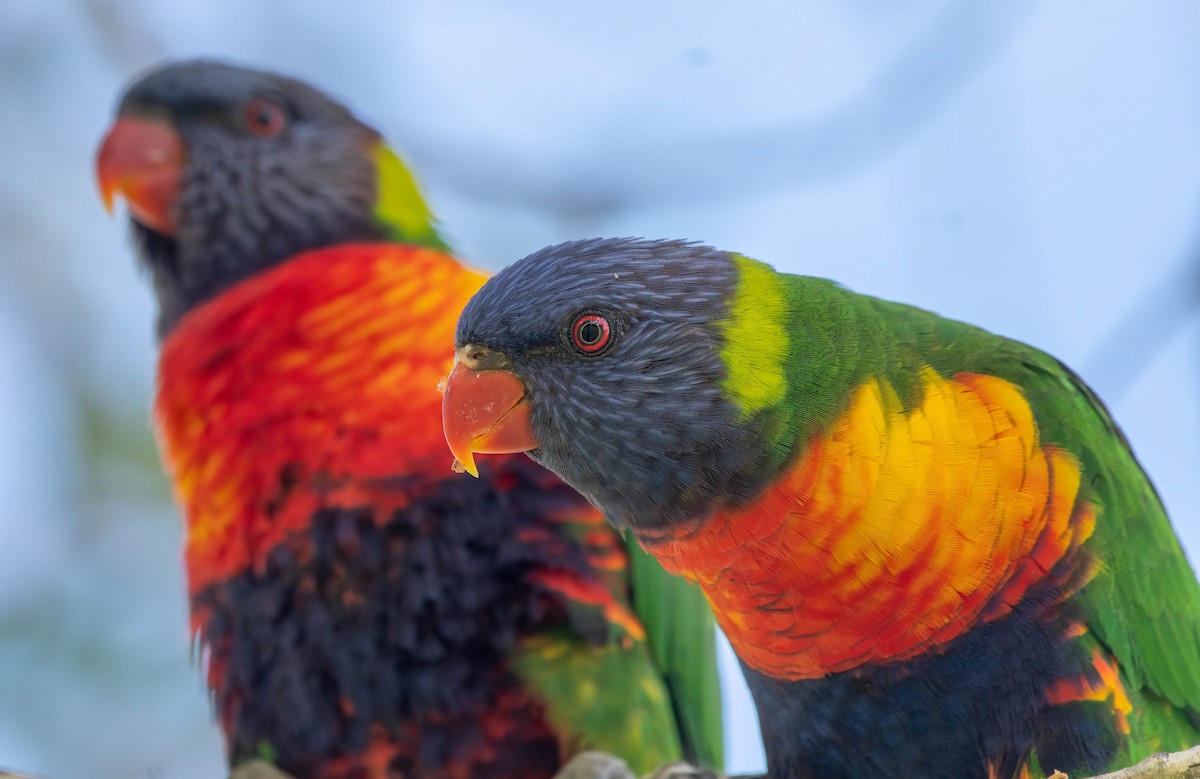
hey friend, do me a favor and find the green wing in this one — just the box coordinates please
[508,516,722,773]
[912,305,1200,727]
[511,629,687,775]
[1018,356,1200,715]
[627,538,725,770]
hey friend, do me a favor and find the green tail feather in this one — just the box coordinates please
[627,538,725,770]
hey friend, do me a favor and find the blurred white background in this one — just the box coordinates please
[2,2,1199,777]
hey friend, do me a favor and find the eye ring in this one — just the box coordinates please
[572,314,611,354]
[244,98,287,137]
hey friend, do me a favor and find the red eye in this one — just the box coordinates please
[244,98,287,137]
[572,314,611,354]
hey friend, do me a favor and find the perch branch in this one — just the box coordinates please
[6,745,1196,779]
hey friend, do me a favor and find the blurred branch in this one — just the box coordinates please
[405,2,1035,219]
[79,395,169,500]
[78,0,165,72]
[1083,251,1200,402]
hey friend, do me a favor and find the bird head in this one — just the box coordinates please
[96,59,443,334]
[443,237,779,531]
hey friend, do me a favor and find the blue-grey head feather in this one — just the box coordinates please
[456,237,778,533]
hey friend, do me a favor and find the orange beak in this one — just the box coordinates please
[441,353,537,477]
[95,116,185,235]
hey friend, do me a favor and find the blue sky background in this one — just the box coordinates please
[2,2,1199,777]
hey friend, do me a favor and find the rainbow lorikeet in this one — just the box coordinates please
[442,237,1200,779]
[94,63,722,779]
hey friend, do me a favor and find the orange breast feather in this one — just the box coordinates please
[154,244,485,598]
[648,368,1098,679]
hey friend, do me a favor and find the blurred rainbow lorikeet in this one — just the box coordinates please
[96,64,721,779]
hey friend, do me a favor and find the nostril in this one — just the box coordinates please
[459,345,511,372]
